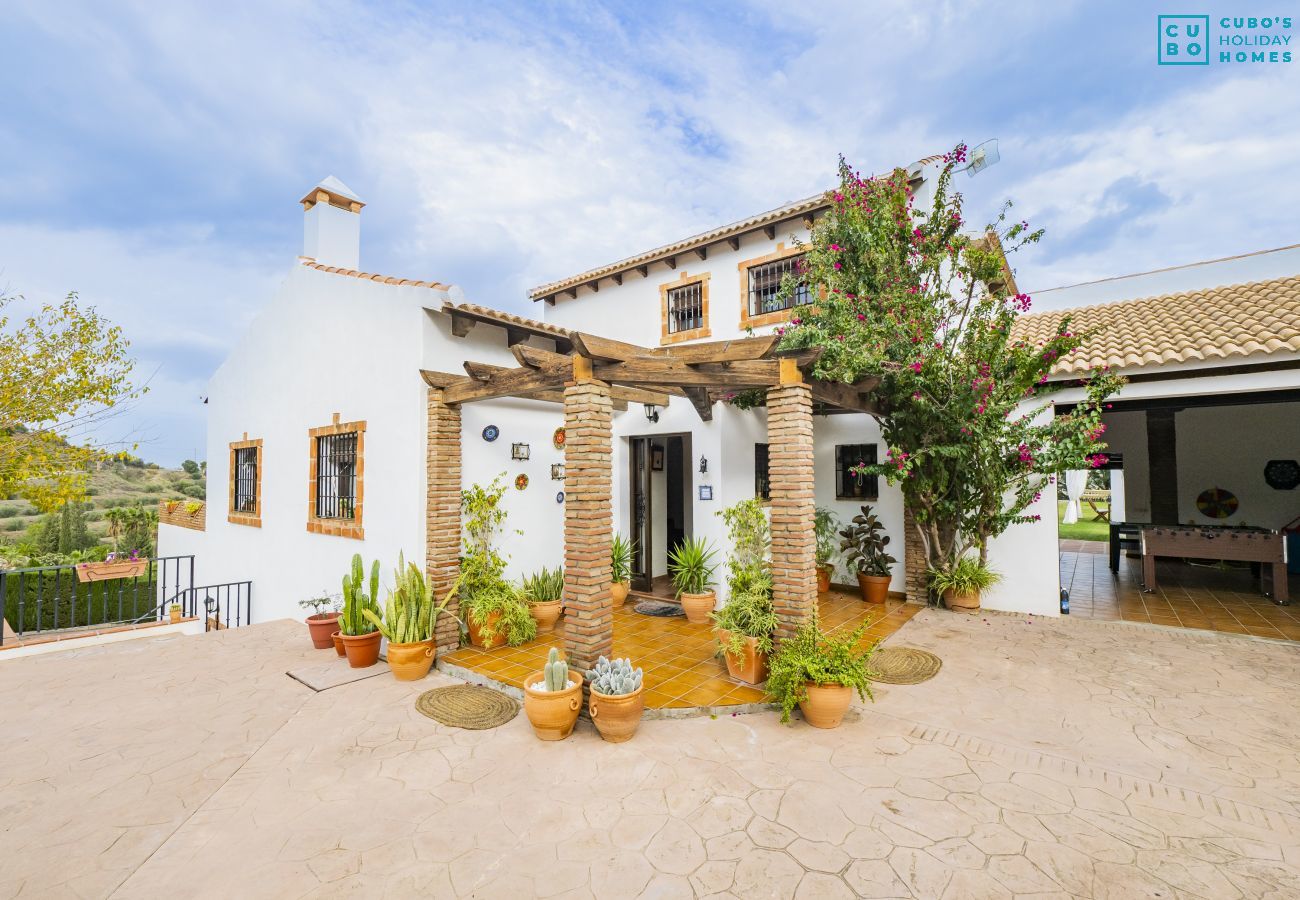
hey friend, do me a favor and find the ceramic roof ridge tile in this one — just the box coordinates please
[298,257,449,290]
[443,301,574,339]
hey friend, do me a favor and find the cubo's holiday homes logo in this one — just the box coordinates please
[1158,14,1293,65]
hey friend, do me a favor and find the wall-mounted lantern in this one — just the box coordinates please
[643,404,659,423]
[699,455,708,474]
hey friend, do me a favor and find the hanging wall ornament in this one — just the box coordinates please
[1264,459,1300,490]
[1195,487,1238,519]
[556,491,565,504]
[515,473,529,491]
[553,427,566,450]
[482,425,500,442]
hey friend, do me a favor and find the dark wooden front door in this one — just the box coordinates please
[629,436,653,592]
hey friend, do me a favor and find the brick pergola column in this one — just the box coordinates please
[563,358,614,685]
[768,360,817,645]
[903,503,928,604]
[427,388,463,652]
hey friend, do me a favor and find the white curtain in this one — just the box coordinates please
[1109,470,1126,523]
[1062,470,1088,524]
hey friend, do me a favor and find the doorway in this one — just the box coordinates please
[628,433,693,595]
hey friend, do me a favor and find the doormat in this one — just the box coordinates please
[634,601,685,617]
[287,659,390,692]
[870,647,942,685]
[415,685,519,729]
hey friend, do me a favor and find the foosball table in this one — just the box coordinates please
[1140,526,1289,605]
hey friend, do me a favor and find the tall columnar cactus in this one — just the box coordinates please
[543,647,569,692]
[590,656,643,696]
[340,553,381,636]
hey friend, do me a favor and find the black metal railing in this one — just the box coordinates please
[666,282,705,334]
[234,446,258,513]
[184,581,252,631]
[0,555,195,646]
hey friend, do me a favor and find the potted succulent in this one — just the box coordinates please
[523,566,564,633]
[588,656,645,743]
[930,556,1001,613]
[362,552,459,681]
[168,602,183,624]
[298,593,341,649]
[338,553,383,668]
[768,618,874,729]
[839,506,896,604]
[814,507,840,593]
[77,550,148,583]
[668,536,718,624]
[712,499,775,683]
[523,647,582,740]
[610,533,634,608]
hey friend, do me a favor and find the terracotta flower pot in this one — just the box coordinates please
[816,566,832,594]
[679,591,716,625]
[76,559,148,583]
[523,670,583,740]
[799,682,854,729]
[169,607,182,625]
[387,640,436,681]
[611,582,630,608]
[306,612,341,649]
[943,588,981,613]
[856,573,891,605]
[529,600,563,634]
[716,629,769,685]
[468,611,505,649]
[340,630,383,668]
[589,684,645,743]
[331,631,346,657]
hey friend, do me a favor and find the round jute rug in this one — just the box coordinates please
[634,600,686,617]
[870,647,942,685]
[415,685,519,729]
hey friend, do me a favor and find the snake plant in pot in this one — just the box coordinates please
[339,553,383,668]
[929,556,1001,613]
[609,533,634,608]
[839,506,896,604]
[362,552,460,680]
[668,536,718,624]
[523,566,565,633]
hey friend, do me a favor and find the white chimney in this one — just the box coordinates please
[301,176,363,269]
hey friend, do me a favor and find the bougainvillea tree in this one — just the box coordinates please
[775,146,1122,588]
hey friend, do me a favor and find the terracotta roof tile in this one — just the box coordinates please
[299,257,449,290]
[443,301,573,339]
[1011,274,1300,374]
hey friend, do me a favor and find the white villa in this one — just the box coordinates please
[158,169,1300,644]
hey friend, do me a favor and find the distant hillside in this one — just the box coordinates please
[0,458,206,545]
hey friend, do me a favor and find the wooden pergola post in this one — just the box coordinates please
[562,356,614,687]
[426,387,463,653]
[768,358,817,644]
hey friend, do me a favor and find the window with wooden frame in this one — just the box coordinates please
[835,443,879,500]
[738,243,812,329]
[308,414,365,539]
[754,443,770,501]
[659,271,711,345]
[228,435,262,527]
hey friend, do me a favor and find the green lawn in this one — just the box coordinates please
[1057,500,1110,541]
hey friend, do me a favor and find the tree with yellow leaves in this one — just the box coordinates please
[0,290,143,511]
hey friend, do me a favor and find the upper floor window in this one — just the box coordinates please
[228,436,262,527]
[835,443,879,500]
[658,271,711,345]
[738,243,812,328]
[308,416,365,539]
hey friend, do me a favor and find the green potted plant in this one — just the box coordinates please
[362,552,459,681]
[463,582,537,649]
[929,556,1001,613]
[522,566,564,633]
[814,507,840,593]
[767,618,874,729]
[712,499,775,683]
[339,553,383,668]
[610,533,634,608]
[523,647,582,741]
[298,592,341,649]
[839,505,896,604]
[588,656,645,743]
[168,602,183,625]
[459,476,537,648]
[668,536,718,624]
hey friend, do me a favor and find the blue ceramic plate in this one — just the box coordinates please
[482,425,499,442]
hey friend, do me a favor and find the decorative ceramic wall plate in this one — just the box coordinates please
[515,473,529,491]
[482,425,499,442]
[553,427,566,449]
[556,491,565,504]
[1195,487,1238,519]
[1264,459,1300,490]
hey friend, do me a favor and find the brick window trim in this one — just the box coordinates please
[659,270,712,345]
[307,414,366,540]
[228,434,263,528]
[737,242,814,330]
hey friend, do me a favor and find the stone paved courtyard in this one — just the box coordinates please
[2,609,1299,899]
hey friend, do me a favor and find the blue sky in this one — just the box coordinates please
[2,1,1298,464]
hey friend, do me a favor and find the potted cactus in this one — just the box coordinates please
[299,593,341,649]
[338,553,383,668]
[668,536,718,624]
[523,647,582,740]
[168,602,183,624]
[839,506,896,604]
[610,533,634,608]
[588,656,645,743]
[523,566,564,633]
[362,552,459,681]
